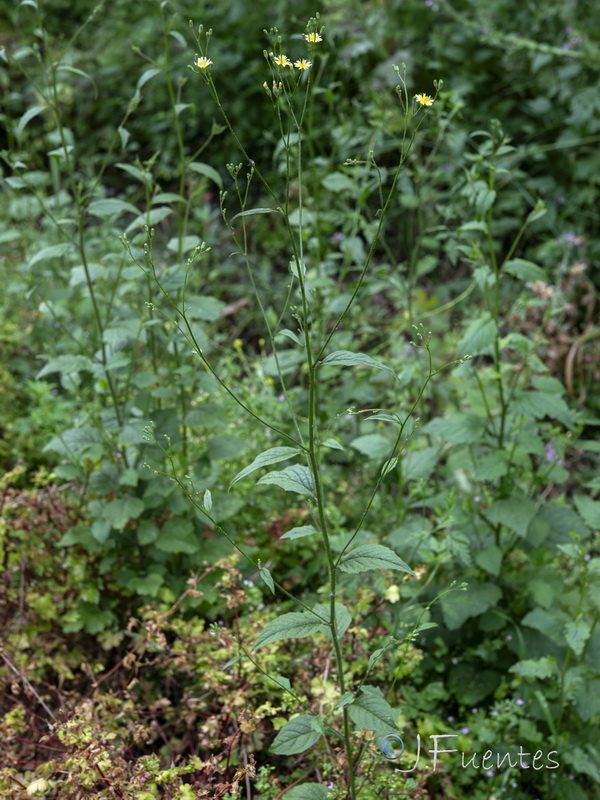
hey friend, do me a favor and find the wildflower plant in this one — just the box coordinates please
[126,16,454,799]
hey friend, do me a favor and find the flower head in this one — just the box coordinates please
[196,56,213,70]
[303,32,323,43]
[294,58,312,70]
[415,93,434,107]
[273,53,293,68]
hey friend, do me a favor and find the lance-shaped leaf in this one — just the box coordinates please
[229,446,302,490]
[281,525,319,541]
[320,350,396,378]
[253,612,324,651]
[338,545,414,576]
[270,714,323,755]
[257,464,316,500]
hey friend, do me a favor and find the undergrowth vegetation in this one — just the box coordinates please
[1,1,599,799]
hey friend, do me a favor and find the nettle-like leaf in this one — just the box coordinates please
[256,464,316,500]
[422,414,487,444]
[486,496,537,538]
[285,782,330,800]
[312,603,352,640]
[508,657,557,680]
[270,714,323,755]
[253,612,324,651]
[320,350,396,378]
[348,685,400,736]
[229,446,302,490]
[338,545,414,576]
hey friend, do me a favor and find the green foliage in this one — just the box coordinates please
[1,1,599,798]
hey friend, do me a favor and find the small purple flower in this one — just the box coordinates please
[447,715,454,722]
[461,727,470,735]
[545,438,559,463]
[506,634,513,641]
[473,495,480,503]
[481,28,489,35]
[565,25,573,34]
[486,770,494,777]
[278,393,285,401]
[471,708,478,714]
[585,554,591,561]
[516,698,524,706]
[51,388,59,395]
[491,711,498,717]
[330,231,345,242]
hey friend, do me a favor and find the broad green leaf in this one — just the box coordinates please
[321,438,345,451]
[253,612,323,650]
[260,567,275,594]
[207,434,246,461]
[348,685,399,735]
[475,545,503,576]
[338,545,414,576]
[16,104,47,139]
[270,715,322,755]
[103,497,145,531]
[504,258,547,283]
[321,172,356,193]
[37,354,94,379]
[403,447,439,480]
[127,206,173,231]
[564,619,592,656]
[257,464,316,499]
[573,679,600,722]
[474,453,509,481]
[166,235,201,253]
[286,784,330,800]
[88,198,141,218]
[487,497,537,538]
[350,434,391,460]
[229,447,302,489]
[188,161,223,189]
[508,657,557,680]
[311,603,352,639]
[573,495,600,529]
[154,518,198,554]
[231,207,280,221]
[457,312,497,356]
[29,243,75,267]
[281,525,319,541]
[521,607,570,646]
[184,296,225,321]
[422,414,487,444]
[320,350,395,378]
[511,390,573,425]
[127,573,164,597]
[440,581,502,630]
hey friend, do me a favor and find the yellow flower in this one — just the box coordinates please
[303,32,323,43]
[233,338,243,352]
[196,56,213,70]
[415,93,434,107]
[273,54,293,68]
[385,584,401,604]
[294,58,312,70]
